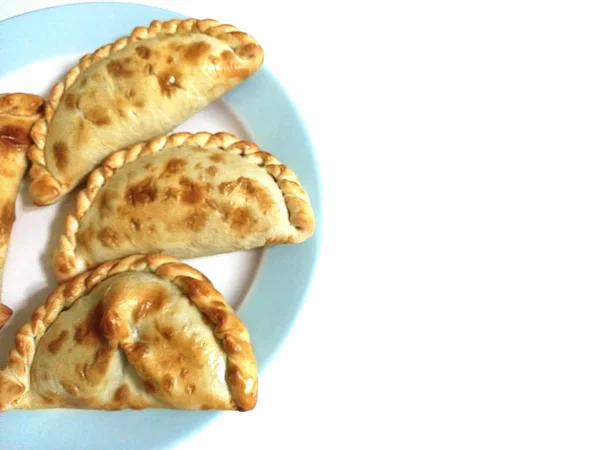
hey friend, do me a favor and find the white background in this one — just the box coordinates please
[3,1,600,449]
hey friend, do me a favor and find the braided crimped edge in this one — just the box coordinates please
[26,18,264,206]
[0,254,258,412]
[52,131,315,282]
[0,93,44,117]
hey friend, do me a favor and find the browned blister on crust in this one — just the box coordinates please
[27,18,264,206]
[0,93,44,329]
[52,132,315,282]
[0,254,258,412]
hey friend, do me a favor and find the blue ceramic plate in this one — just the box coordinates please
[0,3,322,449]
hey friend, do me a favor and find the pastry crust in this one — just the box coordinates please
[0,254,258,412]
[0,93,44,329]
[52,132,315,282]
[27,18,264,206]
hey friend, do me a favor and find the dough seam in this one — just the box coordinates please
[54,131,314,281]
[27,18,263,204]
[0,254,257,412]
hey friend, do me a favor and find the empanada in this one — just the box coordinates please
[53,132,315,282]
[27,18,264,206]
[0,93,44,329]
[0,254,258,411]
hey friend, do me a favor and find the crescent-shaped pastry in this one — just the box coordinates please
[27,18,264,206]
[0,254,258,412]
[52,132,315,282]
[0,93,44,329]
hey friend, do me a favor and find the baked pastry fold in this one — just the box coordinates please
[0,93,44,329]
[52,132,315,282]
[27,18,264,206]
[0,254,258,412]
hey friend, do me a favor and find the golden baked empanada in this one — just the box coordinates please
[0,254,258,411]
[27,18,264,206]
[0,93,44,328]
[52,132,314,282]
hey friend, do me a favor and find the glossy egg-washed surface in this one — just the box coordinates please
[0,93,44,328]
[24,272,232,410]
[74,146,292,269]
[44,30,262,196]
